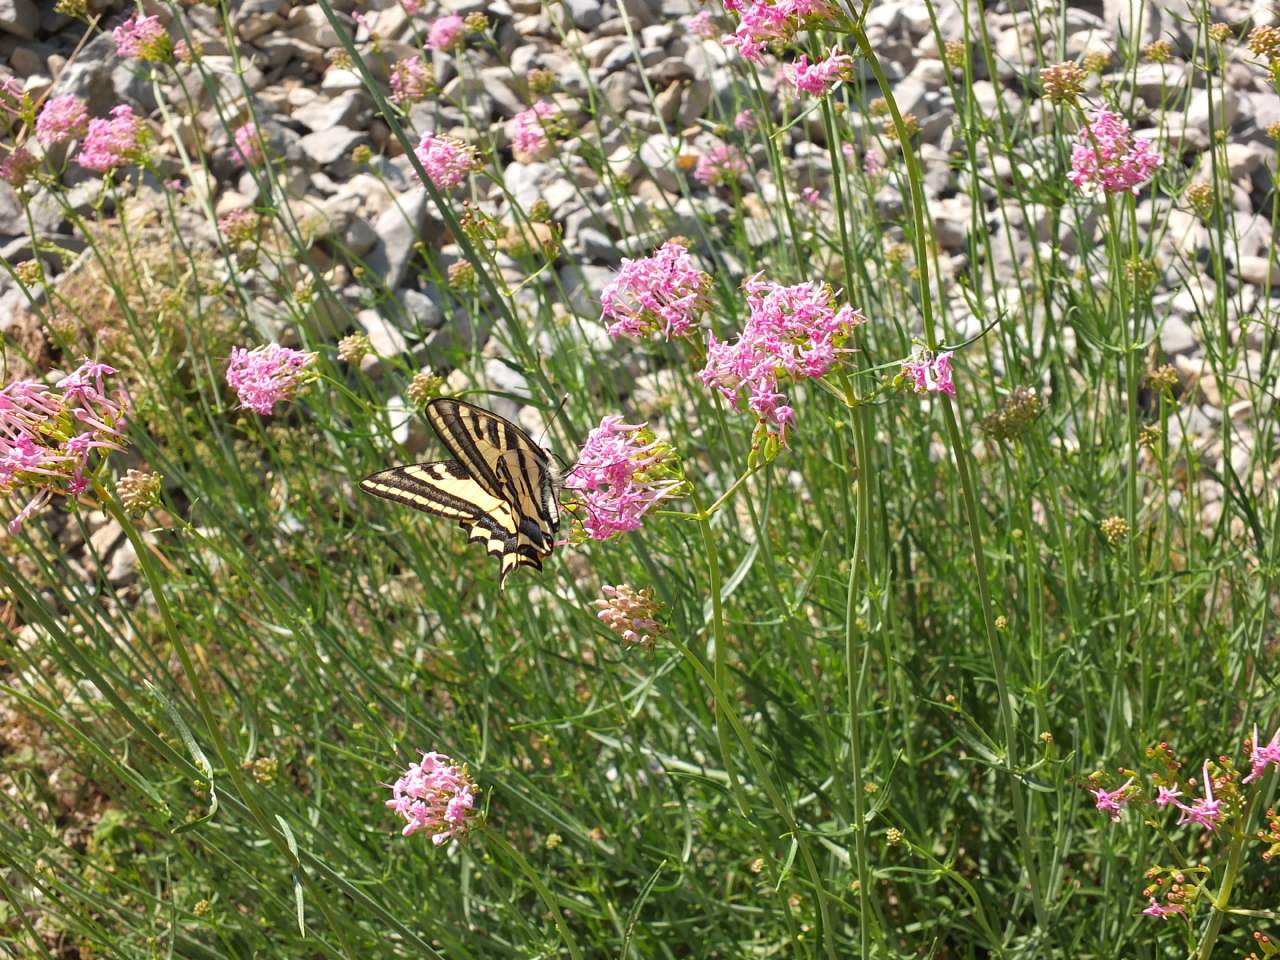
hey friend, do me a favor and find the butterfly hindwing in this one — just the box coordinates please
[361,398,561,590]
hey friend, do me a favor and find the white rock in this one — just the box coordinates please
[1186,86,1238,136]
[0,0,38,38]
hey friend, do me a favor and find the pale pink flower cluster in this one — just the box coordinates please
[1090,777,1134,822]
[0,147,38,187]
[734,109,755,132]
[225,344,317,415]
[35,95,89,147]
[721,0,836,63]
[112,13,169,61]
[1174,761,1224,831]
[217,208,260,247]
[694,144,748,187]
[700,274,864,440]
[232,122,264,167]
[511,100,560,157]
[1,360,130,534]
[600,240,710,340]
[385,751,477,843]
[863,148,885,178]
[1243,723,1280,783]
[784,50,853,96]
[566,417,682,540]
[1142,899,1185,920]
[413,133,478,188]
[594,584,662,647]
[1068,107,1162,196]
[390,58,431,104]
[901,348,955,398]
[685,10,719,40]
[427,14,465,50]
[78,105,144,172]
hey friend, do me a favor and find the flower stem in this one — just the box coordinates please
[484,828,583,960]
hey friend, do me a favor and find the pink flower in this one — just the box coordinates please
[722,0,836,62]
[385,751,477,844]
[78,105,145,172]
[400,0,420,14]
[600,240,710,340]
[217,208,260,247]
[1,360,130,534]
[901,348,955,398]
[511,100,561,158]
[35,95,89,147]
[685,10,719,39]
[1243,723,1280,784]
[0,147,39,187]
[413,133,478,188]
[594,584,663,647]
[734,109,755,131]
[700,274,864,440]
[225,344,317,415]
[427,14,465,50]
[390,57,431,104]
[566,417,683,540]
[112,13,170,61]
[1068,107,1161,196]
[1176,762,1224,831]
[1155,784,1183,808]
[784,50,853,96]
[694,144,748,187]
[232,122,264,167]
[1143,899,1185,920]
[174,38,193,64]
[863,148,885,178]
[799,186,821,206]
[1091,777,1134,822]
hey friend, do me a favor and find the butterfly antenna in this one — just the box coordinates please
[537,394,570,448]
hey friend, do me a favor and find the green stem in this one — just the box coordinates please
[484,828,583,960]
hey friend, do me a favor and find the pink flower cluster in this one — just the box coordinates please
[390,58,431,104]
[694,144,748,187]
[511,100,560,157]
[35,95,89,147]
[901,348,955,398]
[112,13,170,61]
[232,122,264,167]
[734,109,755,132]
[225,344,317,415]
[1,360,130,534]
[784,50,853,96]
[600,240,710,340]
[685,10,719,40]
[1243,723,1280,783]
[721,0,836,63]
[0,147,38,187]
[700,274,864,440]
[413,133,478,188]
[385,751,477,843]
[78,105,144,172]
[1090,777,1134,822]
[1142,898,1184,920]
[1068,107,1162,196]
[427,14,465,50]
[1173,762,1224,831]
[566,417,683,540]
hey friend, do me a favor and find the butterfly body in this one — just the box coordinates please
[361,398,560,589]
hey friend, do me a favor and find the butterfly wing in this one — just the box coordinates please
[426,398,560,558]
[360,460,527,589]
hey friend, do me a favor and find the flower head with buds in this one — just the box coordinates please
[414,134,479,189]
[117,469,162,516]
[385,751,478,844]
[784,50,853,96]
[0,148,38,187]
[225,344,317,416]
[601,240,711,341]
[427,14,465,50]
[694,144,748,187]
[595,584,664,648]
[900,348,955,398]
[79,105,146,173]
[701,274,864,442]
[112,13,170,61]
[406,369,445,408]
[35,95,89,147]
[390,58,432,104]
[511,100,562,159]
[566,418,684,540]
[1039,61,1086,104]
[2,360,130,534]
[1068,108,1162,196]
